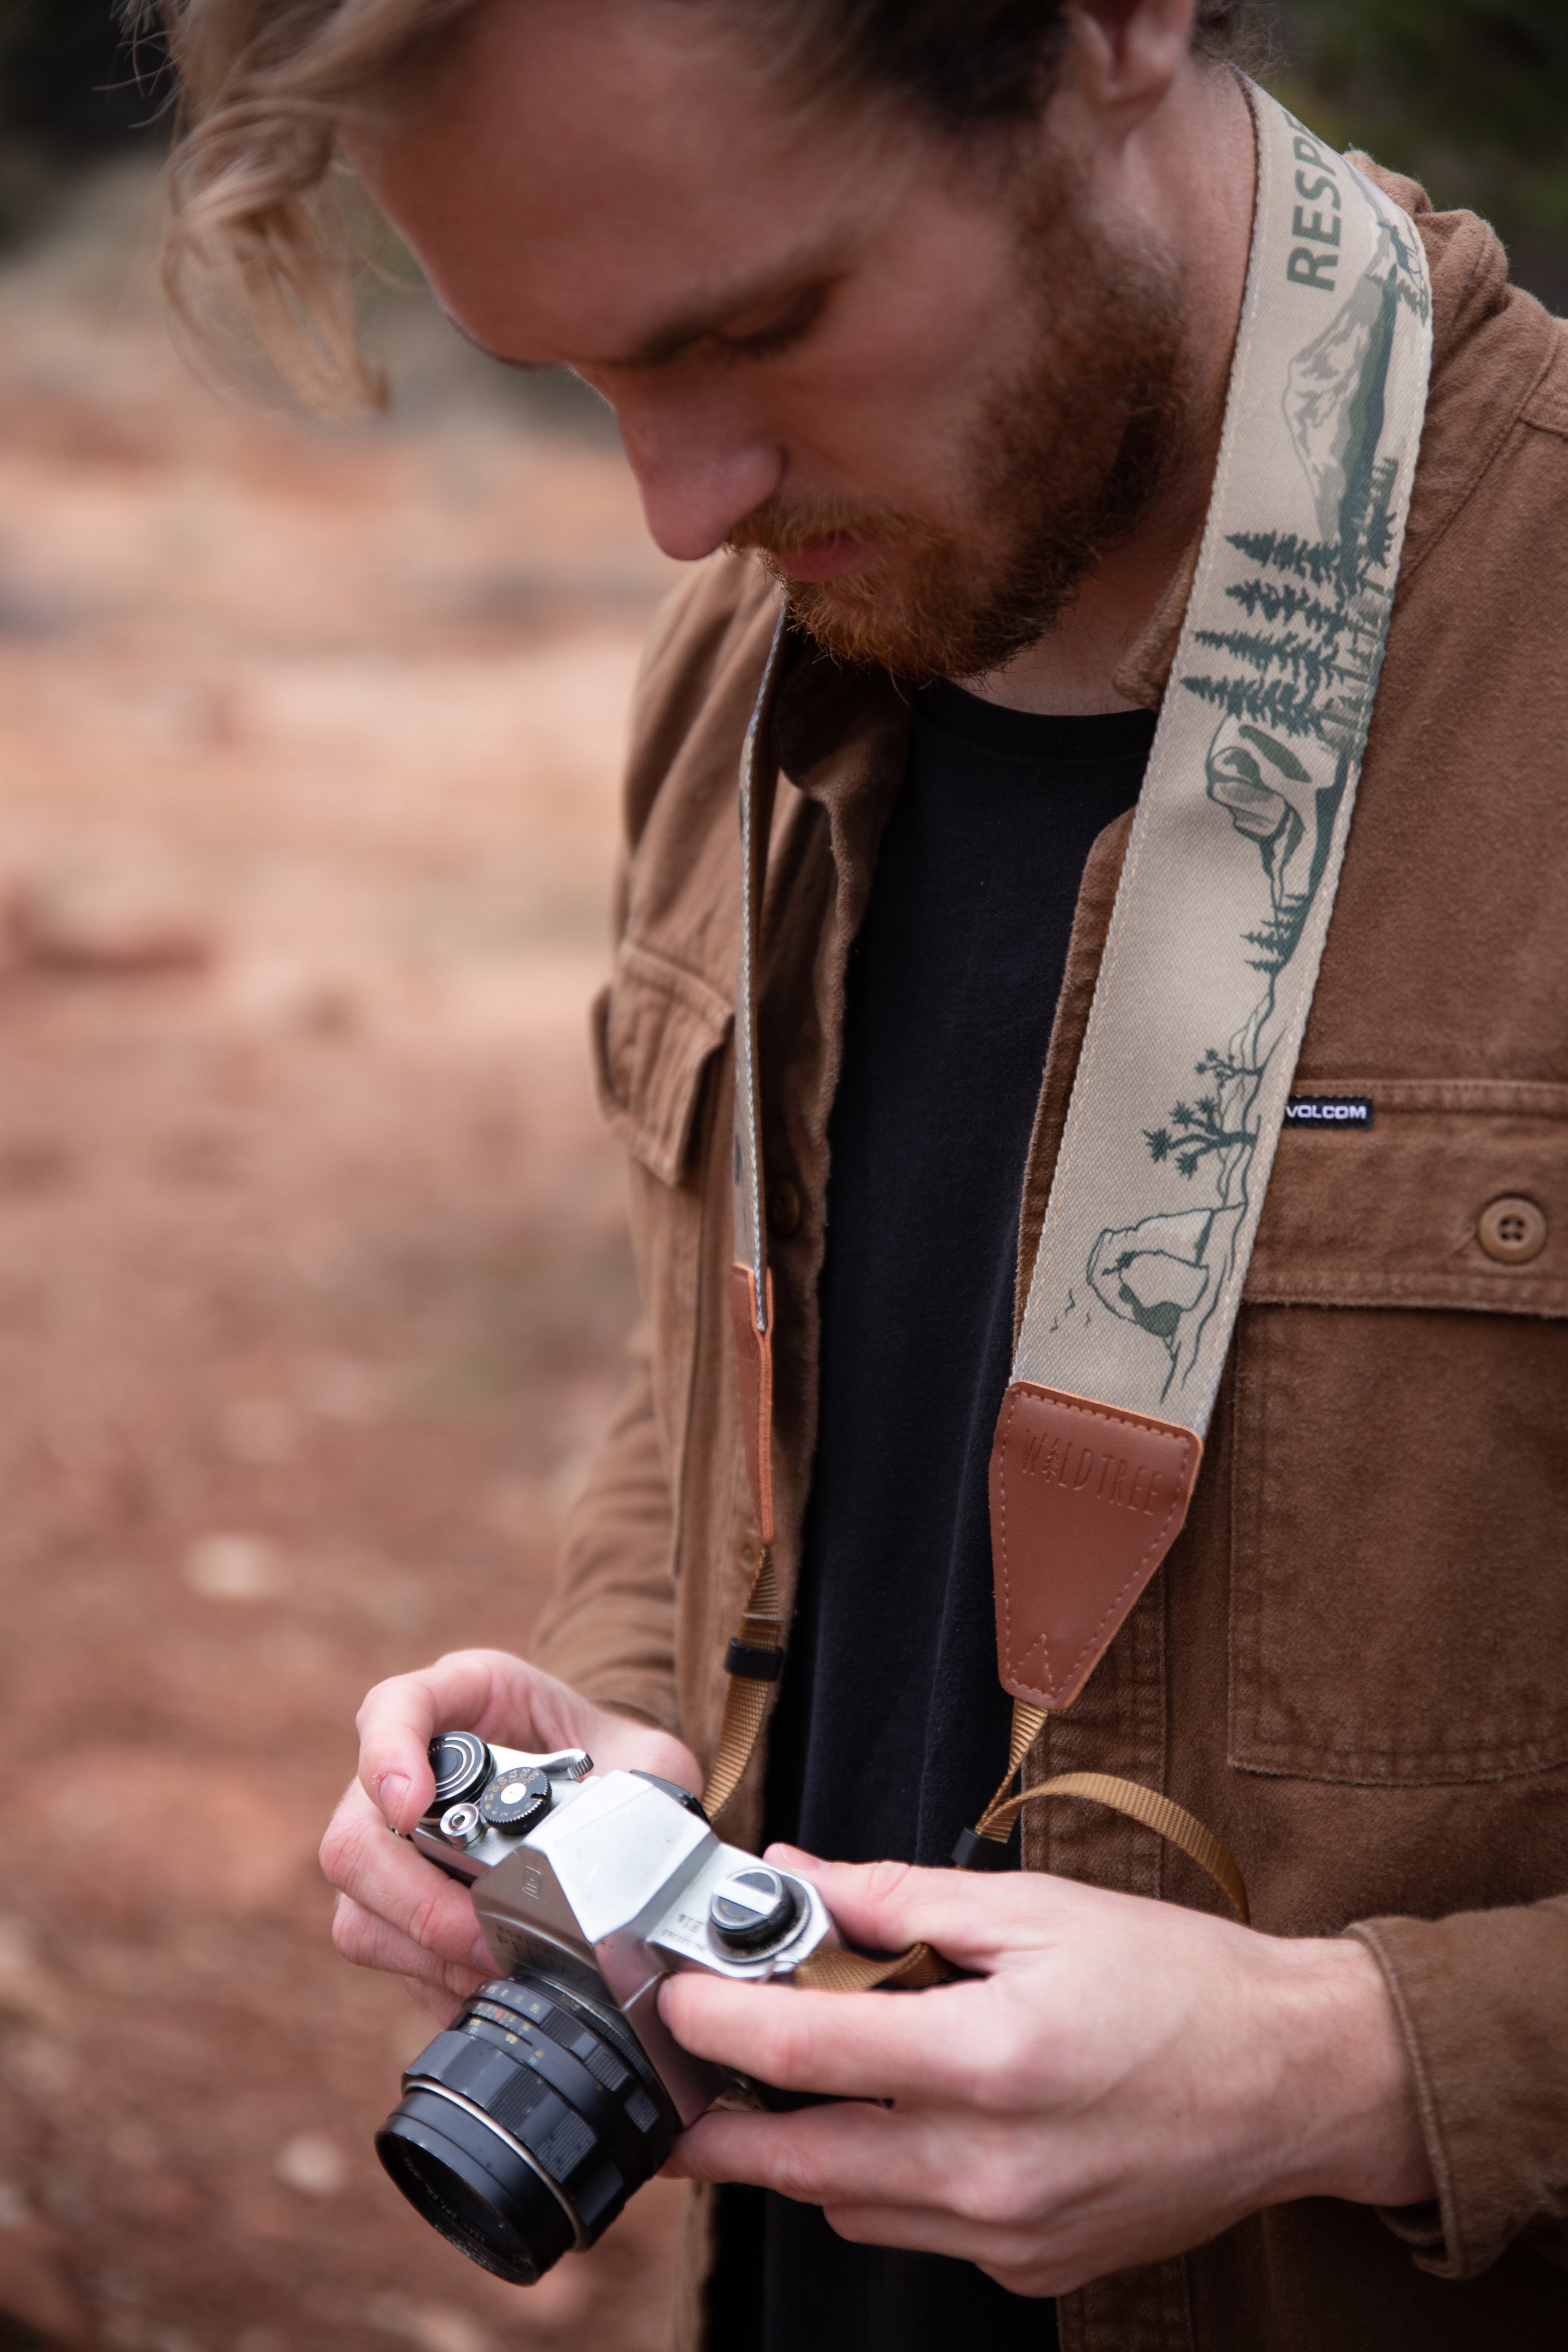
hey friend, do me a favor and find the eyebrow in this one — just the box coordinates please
[442,243,838,375]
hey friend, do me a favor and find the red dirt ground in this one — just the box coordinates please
[0,167,689,2352]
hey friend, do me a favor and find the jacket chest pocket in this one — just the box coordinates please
[1229,1080,1568,1786]
[591,939,732,1188]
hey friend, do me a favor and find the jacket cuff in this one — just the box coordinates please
[1347,1900,1568,2278]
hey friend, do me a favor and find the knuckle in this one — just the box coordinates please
[768,2138,827,2205]
[954,2158,1035,2232]
[353,1673,407,1736]
[330,1895,369,1965]
[318,1810,362,1892]
[404,1878,456,1958]
[860,1858,917,1908]
[756,2008,815,2089]
[822,2205,880,2248]
[963,2025,1039,2113]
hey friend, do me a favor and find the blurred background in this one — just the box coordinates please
[0,5,1562,2350]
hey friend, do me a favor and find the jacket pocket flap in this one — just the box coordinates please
[591,940,732,1186]
[1246,1078,1568,1316]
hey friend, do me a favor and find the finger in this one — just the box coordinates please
[352,1652,702,1830]
[660,1969,1006,2107]
[760,1853,1077,1975]
[320,1782,490,1974]
[402,1975,468,2029]
[668,2106,1067,2282]
[331,1893,488,1999]
[590,1707,705,1793]
[667,2098,999,2216]
[354,1650,557,1829]
[821,2204,1057,2291]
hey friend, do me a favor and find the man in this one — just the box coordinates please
[150,1,1568,2346]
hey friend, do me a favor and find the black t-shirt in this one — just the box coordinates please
[707,685,1152,2352]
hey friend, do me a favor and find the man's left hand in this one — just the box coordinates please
[660,1849,1435,2296]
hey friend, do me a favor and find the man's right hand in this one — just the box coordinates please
[319,1647,701,2026]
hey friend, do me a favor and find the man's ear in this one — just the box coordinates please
[1062,0,1197,130]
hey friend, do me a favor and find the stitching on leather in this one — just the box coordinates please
[995,1385,1042,1698]
[1002,1386,1196,1706]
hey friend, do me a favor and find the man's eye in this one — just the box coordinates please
[714,288,826,363]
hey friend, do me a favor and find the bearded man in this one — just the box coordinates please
[147,2,1568,2346]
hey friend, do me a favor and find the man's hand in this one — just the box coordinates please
[661,1848,1435,2296]
[320,1648,701,2025]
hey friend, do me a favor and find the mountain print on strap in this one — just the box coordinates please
[993,87,1431,1707]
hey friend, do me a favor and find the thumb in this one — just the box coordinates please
[763,1849,1027,1971]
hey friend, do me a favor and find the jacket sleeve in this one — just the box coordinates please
[526,556,773,1738]
[527,1321,681,1735]
[1349,1899,1568,2278]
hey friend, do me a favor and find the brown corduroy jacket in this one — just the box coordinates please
[530,172,1568,2351]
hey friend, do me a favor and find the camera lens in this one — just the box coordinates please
[376,1978,676,2285]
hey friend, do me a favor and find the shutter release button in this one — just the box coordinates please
[708,1866,800,1954]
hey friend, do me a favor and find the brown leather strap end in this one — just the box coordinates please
[990,1381,1200,1710]
[729,1262,775,1547]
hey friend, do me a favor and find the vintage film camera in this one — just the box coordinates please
[376,1733,840,2284]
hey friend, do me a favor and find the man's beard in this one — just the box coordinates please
[726,194,1191,685]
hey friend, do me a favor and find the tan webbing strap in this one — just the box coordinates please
[975,1699,1050,1839]
[703,1536,783,1824]
[793,1939,952,1991]
[792,1702,1247,1992]
[978,1695,1248,1918]
[977,1772,1250,1925]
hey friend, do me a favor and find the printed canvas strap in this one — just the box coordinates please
[707,87,1433,1943]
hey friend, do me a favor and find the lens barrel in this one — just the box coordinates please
[376,1978,675,2285]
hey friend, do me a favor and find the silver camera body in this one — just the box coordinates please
[413,1740,840,2125]
[377,1733,841,2286]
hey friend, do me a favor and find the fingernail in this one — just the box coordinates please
[377,1772,410,1828]
[765,1841,823,1873]
[470,1935,493,1974]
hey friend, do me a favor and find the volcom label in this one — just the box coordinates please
[1283,1095,1373,1128]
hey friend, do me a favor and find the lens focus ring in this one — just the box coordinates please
[377,1977,675,2288]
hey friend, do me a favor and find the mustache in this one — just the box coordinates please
[724,493,941,559]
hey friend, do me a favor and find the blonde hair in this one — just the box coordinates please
[141,0,483,410]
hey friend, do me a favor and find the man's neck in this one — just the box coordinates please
[956,66,1257,720]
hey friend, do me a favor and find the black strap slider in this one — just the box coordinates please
[951,1826,1012,1872]
[725,1638,783,1682]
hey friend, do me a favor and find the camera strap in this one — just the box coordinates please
[708,85,1433,1946]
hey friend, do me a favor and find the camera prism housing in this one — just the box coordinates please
[375,1737,839,2284]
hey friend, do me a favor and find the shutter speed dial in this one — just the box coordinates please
[478,1766,553,1834]
[707,1866,801,1955]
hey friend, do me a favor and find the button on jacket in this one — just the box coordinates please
[530,170,1568,2351]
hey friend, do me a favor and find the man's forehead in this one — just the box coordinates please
[353,0,921,368]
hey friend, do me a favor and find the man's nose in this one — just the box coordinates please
[611,386,785,563]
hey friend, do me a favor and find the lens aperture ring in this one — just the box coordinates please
[476,1979,674,2137]
[460,2012,658,2193]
